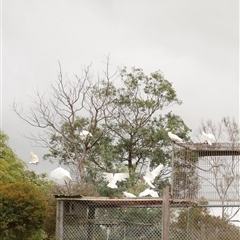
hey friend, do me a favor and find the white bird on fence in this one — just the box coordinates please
[103,172,129,189]
[123,191,137,198]
[29,152,40,165]
[139,188,159,197]
[143,163,164,188]
[79,130,93,140]
[50,167,72,181]
[201,132,216,145]
[168,132,183,143]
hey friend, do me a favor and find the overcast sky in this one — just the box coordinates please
[2,1,239,177]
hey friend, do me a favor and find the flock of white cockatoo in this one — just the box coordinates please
[102,160,170,198]
[167,131,216,145]
[29,129,216,198]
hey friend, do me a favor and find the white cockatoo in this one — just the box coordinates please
[29,152,40,164]
[139,188,159,197]
[143,163,164,188]
[80,130,93,140]
[103,172,129,189]
[168,132,183,143]
[50,167,72,181]
[123,191,136,198]
[201,132,216,145]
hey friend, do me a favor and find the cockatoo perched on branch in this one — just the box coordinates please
[201,132,216,145]
[139,188,159,197]
[80,130,93,140]
[29,152,40,165]
[50,167,72,181]
[123,191,136,198]
[168,132,183,143]
[103,172,129,189]
[143,163,164,188]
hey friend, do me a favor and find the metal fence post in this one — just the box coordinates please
[162,186,170,240]
[170,142,174,198]
[56,200,64,240]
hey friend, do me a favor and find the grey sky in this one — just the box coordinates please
[2,0,239,175]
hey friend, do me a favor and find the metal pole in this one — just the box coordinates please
[170,142,174,198]
[56,200,64,240]
[162,186,170,240]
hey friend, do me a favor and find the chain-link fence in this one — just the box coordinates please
[169,205,240,240]
[55,197,240,240]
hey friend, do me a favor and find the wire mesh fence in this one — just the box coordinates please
[55,198,240,240]
[169,205,240,240]
[56,198,166,240]
[171,142,240,202]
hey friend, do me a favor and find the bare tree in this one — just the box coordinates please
[12,59,117,181]
[197,117,240,221]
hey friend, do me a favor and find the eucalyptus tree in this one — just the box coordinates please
[90,66,190,188]
[13,59,190,191]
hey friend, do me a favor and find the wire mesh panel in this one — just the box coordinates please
[169,205,240,240]
[55,198,240,240]
[172,143,240,202]
[56,198,164,240]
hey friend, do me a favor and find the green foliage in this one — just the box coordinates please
[0,132,26,182]
[0,181,49,240]
[0,131,55,239]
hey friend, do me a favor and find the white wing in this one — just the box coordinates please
[143,176,155,188]
[29,152,39,164]
[149,189,159,197]
[107,182,118,189]
[103,172,129,189]
[123,191,136,198]
[113,173,129,182]
[207,133,216,142]
[103,173,117,188]
[139,188,159,197]
[139,188,152,197]
[102,172,114,182]
[50,167,72,180]
[201,131,208,140]
[143,163,163,187]
[80,130,92,140]
[168,132,183,142]
[202,132,216,145]
[151,164,164,178]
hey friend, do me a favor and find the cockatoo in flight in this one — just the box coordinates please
[139,188,159,197]
[29,152,40,165]
[143,163,164,188]
[103,172,129,189]
[50,167,72,181]
[202,132,216,145]
[123,191,136,198]
[168,132,183,143]
[80,130,93,140]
